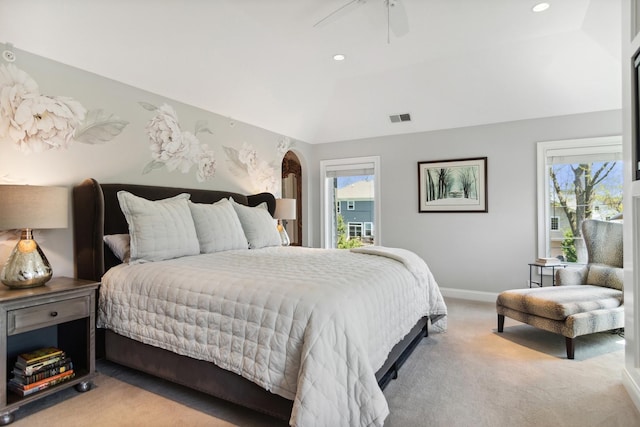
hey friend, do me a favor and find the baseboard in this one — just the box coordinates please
[623,368,640,414]
[439,287,498,303]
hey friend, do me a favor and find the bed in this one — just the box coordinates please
[72,178,447,426]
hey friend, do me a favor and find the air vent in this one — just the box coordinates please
[389,113,411,123]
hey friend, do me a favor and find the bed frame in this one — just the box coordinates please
[72,178,428,421]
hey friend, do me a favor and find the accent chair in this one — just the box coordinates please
[496,219,623,359]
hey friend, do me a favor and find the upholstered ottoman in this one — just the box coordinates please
[496,285,623,359]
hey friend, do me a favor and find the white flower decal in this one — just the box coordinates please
[0,64,38,138]
[9,94,86,152]
[223,140,284,194]
[277,136,293,157]
[141,102,216,181]
[238,142,258,168]
[0,63,128,153]
[197,148,216,182]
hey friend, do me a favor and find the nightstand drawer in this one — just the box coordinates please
[7,296,90,336]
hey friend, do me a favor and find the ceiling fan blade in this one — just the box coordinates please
[313,0,366,28]
[387,0,409,38]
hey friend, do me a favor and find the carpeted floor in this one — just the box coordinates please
[9,298,640,426]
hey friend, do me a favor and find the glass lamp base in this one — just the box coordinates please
[0,230,52,289]
[277,223,290,246]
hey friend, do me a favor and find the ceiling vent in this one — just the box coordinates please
[389,113,411,123]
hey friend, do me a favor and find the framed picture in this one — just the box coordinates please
[418,157,488,213]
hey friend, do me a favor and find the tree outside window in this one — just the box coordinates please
[549,160,622,262]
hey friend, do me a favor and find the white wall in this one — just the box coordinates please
[310,110,622,295]
[0,46,313,278]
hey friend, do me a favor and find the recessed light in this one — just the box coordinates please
[333,54,345,61]
[532,2,550,12]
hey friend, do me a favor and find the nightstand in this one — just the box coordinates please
[0,277,99,425]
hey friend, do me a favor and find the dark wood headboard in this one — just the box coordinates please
[72,178,276,282]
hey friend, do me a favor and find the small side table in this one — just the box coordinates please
[0,277,99,425]
[528,263,567,287]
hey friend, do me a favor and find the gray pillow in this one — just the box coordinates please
[103,234,130,263]
[188,199,248,253]
[117,191,200,263]
[229,198,281,249]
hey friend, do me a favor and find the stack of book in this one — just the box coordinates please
[8,347,74,397]
[535,257,563,266]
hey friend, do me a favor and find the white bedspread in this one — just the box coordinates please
[98,246,447,426]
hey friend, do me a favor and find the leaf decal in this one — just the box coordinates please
[74,109,129,144]
[142,160,165,174]
[139,101,158,111]
[194,120,213,135]
[223,145,248,176]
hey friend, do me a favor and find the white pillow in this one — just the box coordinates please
[229,198,281,249]
[188,199,248,253]
[117,191,200,263]
[103,234,131,263]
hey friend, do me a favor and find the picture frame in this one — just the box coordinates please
[418,157,488,213]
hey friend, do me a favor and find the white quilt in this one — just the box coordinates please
[97,246,447,426]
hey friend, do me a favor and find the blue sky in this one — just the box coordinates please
[336,175,372,188]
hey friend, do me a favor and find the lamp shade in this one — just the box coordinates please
[274,198,297,220]
[0,185,68,230]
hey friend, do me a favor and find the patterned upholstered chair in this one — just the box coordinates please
[496,219,624,359]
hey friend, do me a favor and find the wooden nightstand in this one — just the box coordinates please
[0,277,99,425]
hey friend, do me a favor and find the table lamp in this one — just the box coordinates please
[274,198,297,246]
[0,185,68,289]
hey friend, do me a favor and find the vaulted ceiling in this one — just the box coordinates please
[0,0,621,144]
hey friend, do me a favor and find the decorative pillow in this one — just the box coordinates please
[103,234,131,263]
[117,191,200,263]
[188,199,248,253]
[586,263,624,291]
[229,198,281,249]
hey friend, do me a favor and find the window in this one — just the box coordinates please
[364,222,373,237]
[320,156,380,249]
[537,136,622,263]
[348,222,363,239]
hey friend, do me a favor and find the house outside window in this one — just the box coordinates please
[347,200,355,210]
[537,136,622,263]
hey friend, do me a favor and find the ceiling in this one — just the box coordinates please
[0,0,622,144]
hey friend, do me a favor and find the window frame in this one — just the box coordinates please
[320,156,381,248]
[536,135,622,260]
[347,200,355,210]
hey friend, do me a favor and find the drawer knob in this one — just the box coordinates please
[50,311,58,317]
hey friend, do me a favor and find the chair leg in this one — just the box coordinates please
[497,314,505,332]
[565,337,575,359]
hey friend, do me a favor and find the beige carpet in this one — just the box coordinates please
[10,298,640,427]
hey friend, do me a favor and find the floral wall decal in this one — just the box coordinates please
[140,102,217,182]
[73,109,130,145]
[223,136,294,194]
[0,64,128,153]
[277,136,293,158]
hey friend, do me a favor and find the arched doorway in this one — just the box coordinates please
[282,151,302,246]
